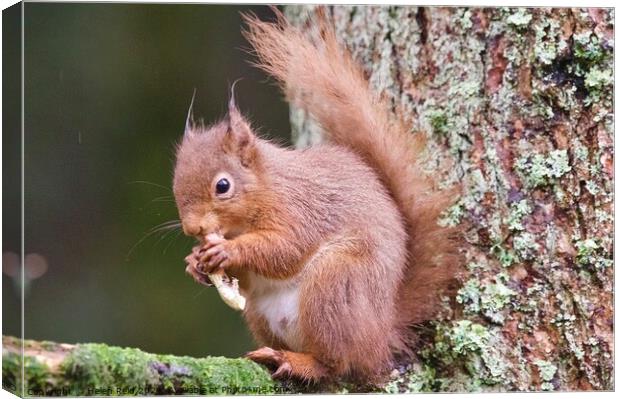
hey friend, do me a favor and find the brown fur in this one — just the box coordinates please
[173,7,459,383]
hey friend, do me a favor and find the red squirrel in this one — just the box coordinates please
[173,8,459,383]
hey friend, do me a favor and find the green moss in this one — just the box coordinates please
[3,337,279,396]
[2,349,22,395]
[2,350,63,397]
[61,344,160,395]
[60,343,275,395]
[25,355,60,396]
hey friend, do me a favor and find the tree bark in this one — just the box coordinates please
[3,7,613,395]
[286,5,614,392]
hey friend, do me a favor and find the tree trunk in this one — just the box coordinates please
[286,5,613,392]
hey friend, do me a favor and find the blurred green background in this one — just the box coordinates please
[3,3,291,358]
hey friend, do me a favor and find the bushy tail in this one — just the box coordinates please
[243,8,460,326]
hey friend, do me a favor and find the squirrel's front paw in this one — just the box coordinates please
[199,234,236,273]
[185,246,213,286]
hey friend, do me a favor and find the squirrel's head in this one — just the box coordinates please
[173,87,265,240]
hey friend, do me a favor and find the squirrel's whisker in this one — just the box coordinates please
[127,180,172,192]
[163,229,184,255]
[126,220,182,259]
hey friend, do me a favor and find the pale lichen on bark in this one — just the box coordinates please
[287,6,613,392]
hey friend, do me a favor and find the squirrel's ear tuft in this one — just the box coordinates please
[227,78,243,116]
[225,113,257,167]
[226,79,257,166]
[224,81,257,166]
[184,88,197,138]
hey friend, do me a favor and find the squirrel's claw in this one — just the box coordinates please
[246,347,292,380]
[271,362,293,380]
[199,242,231,273]
[245,347,283,365]
[184,245,214,286]
[185,264,213,287]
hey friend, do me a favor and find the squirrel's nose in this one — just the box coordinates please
[182,223,203,237]
[182,213,218,238]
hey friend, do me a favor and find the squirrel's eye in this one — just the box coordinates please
[215,178,230,194]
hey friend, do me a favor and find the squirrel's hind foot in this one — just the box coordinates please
[246,347,328,382]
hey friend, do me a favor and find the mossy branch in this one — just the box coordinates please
[2,336,278,396]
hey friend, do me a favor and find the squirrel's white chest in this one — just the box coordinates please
[248,274,303,352]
